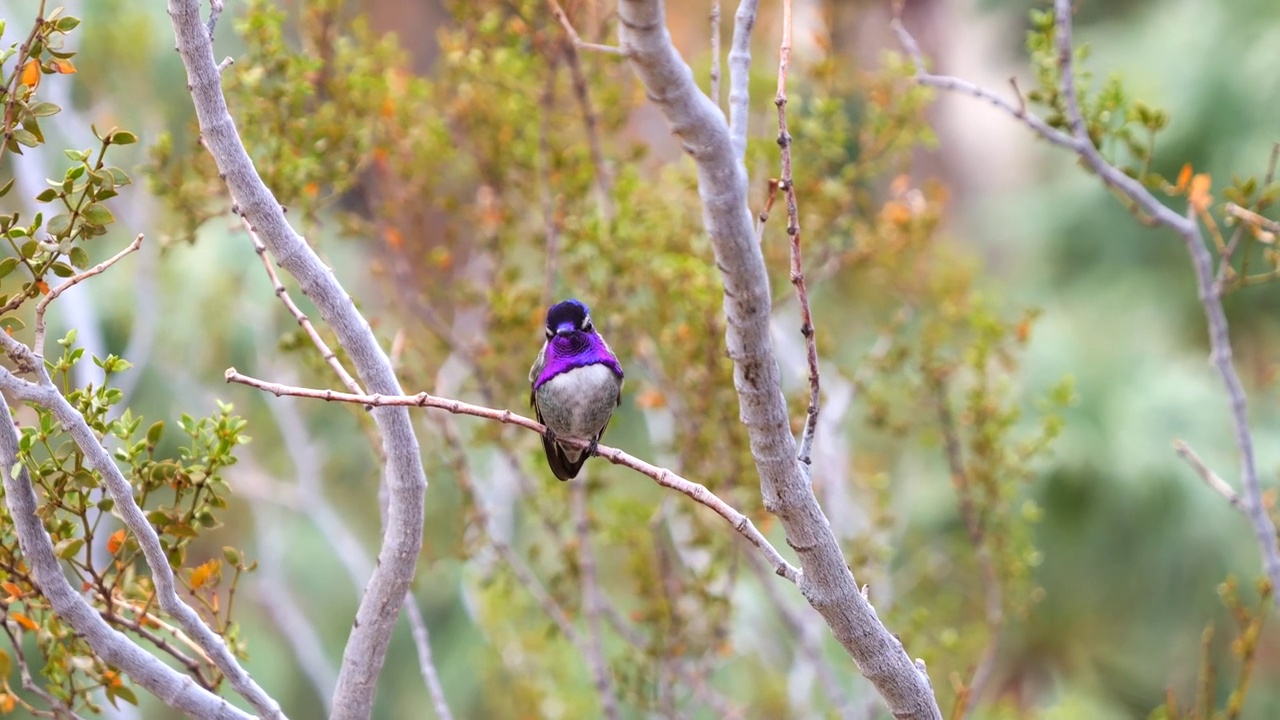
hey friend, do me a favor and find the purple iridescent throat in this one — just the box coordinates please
[534,331,623,389]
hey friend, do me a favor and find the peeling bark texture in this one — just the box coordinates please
[617,1,941,717]
[168,1,428,718]
[0,390,254,720]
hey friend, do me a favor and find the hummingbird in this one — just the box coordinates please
[529,299,624,481]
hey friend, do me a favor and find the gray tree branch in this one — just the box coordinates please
[615,1,941,717]
[0,384,254,720]
[167,1,430,716]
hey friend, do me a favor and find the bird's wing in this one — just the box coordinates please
[528,341,547,387]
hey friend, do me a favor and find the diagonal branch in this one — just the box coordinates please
[615,2,940,717]
[168,2,429,716]
[33,234,144,356]
[0,336,282,718]
[225,367,800,581]
[0,386,254,720]
[892,0,1280,610]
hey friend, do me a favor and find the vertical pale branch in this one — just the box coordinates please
[772,0,821,468]
[0,384,255,720]
[710,1,722,105]
[616,1,941,717]
[727,0,759,161]
[168,2,430,717]
[570,480,621,720]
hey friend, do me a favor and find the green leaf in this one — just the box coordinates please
[222,546,242,565]
[0,178,13,198]
[102,166,131,186]
[50,262,75,278]
[27,101,60,117]
[34,188,58,203]
[111,684,138,706]
[146,421,164,447]
[11,128,37,147]
[0,257,17,279]
[107,130,138,145]
[53,16,80,32]
[45,214,71,237]
[68,246,88,269]
[54,538,84,559]
[81,204,113,226]
[0,317,25,333]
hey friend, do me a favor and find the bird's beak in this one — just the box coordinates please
[554,323,575,337]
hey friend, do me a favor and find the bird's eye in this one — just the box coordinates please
[583,320,594,333]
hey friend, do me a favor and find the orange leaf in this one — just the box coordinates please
[0,692,14,713]
[10,612,37,631]
[636,388,666,410]
[189,558,221,590]
[302,181,319,199]
[18,59,39,89]
[35,280,49,296]
[49,59,76,75]
[107,529,126,555]
[1189,173,1213,213]
[1175,163,1193,194]
[0,582,21,600]
[383,226,403,249]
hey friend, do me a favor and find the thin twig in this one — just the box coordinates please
[237,210,364,396]
[571,480,621,719]
[710,1,722,106]
[563,39,616,222]
[1225,202,1280,236]
[33,234,143,356]
[932,381,1001,717]
[539,54,561,307]
[1173,439,1243,510]
[774,0,820,469]
[754,178,779,244]
[225,367,801,582]
[0,618,86,720]
[547,0,626,56]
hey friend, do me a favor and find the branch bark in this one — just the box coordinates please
[0,388,253,720]
[616,1,940,717]
[168,1,429,716]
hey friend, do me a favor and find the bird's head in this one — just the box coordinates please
[544,299,595,340]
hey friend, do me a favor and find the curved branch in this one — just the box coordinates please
[167,1,429,716]
[0,385,253,720]
[615,1,940,717]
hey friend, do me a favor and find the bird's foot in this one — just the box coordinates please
[542,427,559,446]
[586,437,600,458]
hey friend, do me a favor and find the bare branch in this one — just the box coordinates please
[538,59,561,307]
[547,0,627,56]
[892,0,1280,611]
[0,618,87,720]
[710,1,721,106]
[1225,202,1280,238]
[0,334,282,717]
[33,234,143,356]
[239,212,364,396]
[0,387,254,720]
[168,2,429,714]
[727,0,759,161]
[225,367,801,581]
[562,41,616,222]
[773,0,821,470]
[1173,439,1243,510]
[571,481,621,719]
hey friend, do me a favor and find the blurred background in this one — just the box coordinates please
[3,0,1280,718]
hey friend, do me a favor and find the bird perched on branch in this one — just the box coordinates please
[529,299,624,481]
